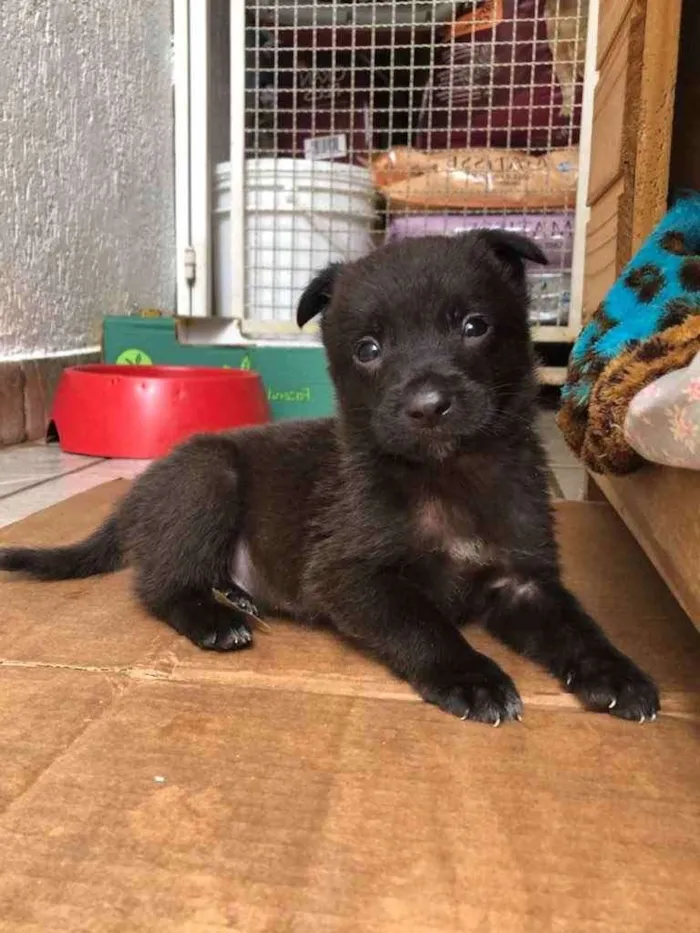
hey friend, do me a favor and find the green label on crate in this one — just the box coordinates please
[268,387,312,403]
[116,348,153,365]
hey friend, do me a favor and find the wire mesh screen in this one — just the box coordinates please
[215,0,588,330]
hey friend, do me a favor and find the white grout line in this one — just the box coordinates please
[0,460,148,529]
[0,445,105,502]
[0,462,107,503]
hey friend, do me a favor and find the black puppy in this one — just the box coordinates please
[0,232,659,725]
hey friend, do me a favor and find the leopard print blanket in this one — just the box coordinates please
[558,192,700,474]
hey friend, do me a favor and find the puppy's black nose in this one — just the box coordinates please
[404,387,453,426]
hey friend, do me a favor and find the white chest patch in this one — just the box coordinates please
[489,575,540,601]
[416,500,489,566]
[447,538,488,564]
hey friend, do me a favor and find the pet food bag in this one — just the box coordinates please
[372,146,579,211]
[385,211,574,266]
[262,26,374,164]
[253,3,458,158]
[417,0,585,152]
[255,21,440,164]
[385,212,573,324]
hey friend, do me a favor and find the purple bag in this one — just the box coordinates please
[385,212,574,267]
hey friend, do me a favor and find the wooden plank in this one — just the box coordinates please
[597,0,635,69]
[583,0,681,314]
[612,0,646,266]
[582,2,639,322]
[582,177,624,320]
[588,0,679,271]
[588,13,631,204]
[586,0,681,273]
[595,469,700,631]
[628,0,683,253]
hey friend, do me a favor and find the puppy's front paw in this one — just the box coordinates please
[190,619,253,651]
[420,662,523,726]
[564,653,659,722]
[169,599,255,652]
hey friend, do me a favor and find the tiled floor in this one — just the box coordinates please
[0,410,585,530]
[0,451,147,529]
[537,409,587,500]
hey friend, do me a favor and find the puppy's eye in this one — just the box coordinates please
[354,337,381,365]
[461,314,491,341]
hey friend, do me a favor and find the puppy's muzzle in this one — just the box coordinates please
[404,383,453,428]
[401,370,466,430]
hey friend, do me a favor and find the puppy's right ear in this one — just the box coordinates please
[476,230,549,269]
[296,263,343,328]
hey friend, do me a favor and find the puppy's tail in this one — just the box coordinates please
[0,516,123,581]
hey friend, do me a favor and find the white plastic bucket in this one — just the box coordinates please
[214,158,375,322]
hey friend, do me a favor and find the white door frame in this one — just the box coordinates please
[174,0,211,319]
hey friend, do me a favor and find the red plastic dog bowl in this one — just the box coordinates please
[49,365,270,459]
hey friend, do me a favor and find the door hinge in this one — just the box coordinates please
[183,246,196,284]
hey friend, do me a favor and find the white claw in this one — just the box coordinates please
[565,672,574,687]
[515,713,523,723]
[608,698,617,710]
[638,714,646,724]
[650,712,657,722]
[493,716,501,728]
[460,709,470,721]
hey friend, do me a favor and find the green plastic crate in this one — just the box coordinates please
[102,316,335,421]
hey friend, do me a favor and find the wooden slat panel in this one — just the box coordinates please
[597,0,635,68]
[588,14,632,205]
[582,178,624,321]
[583,0,680,320]
[629,0,683,252]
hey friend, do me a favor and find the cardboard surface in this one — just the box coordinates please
[1,484,699,931]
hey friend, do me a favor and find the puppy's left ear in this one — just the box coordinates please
[296,262,343,328]
[477,230,549,272]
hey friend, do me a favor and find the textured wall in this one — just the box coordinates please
[0,1,175,359]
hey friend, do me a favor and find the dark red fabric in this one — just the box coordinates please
[418,0,582,151]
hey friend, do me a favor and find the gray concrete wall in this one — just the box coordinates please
[0,1,175,359]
